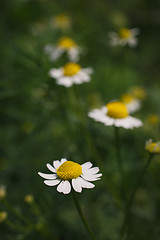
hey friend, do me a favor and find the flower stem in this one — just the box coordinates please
[114,126,125,198]
[72,191,97,240]
[120,153,154,239]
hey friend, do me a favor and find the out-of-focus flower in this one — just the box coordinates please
[109,28,140,47]
[21,122,34,133]
[24,195,34,204]
[38,158,102,194]
[145,139,160,154]
[120,93,141,113]
[49,62,93,87]
[88,101,143,129]
[50,14,71,31]
[129,86,146,100]
[0,212,7,223]
[147,114,160,125]
[0,185,6,201]
[44,37,82,62]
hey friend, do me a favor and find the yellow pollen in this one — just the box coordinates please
[118,28,132,39]
[63,62,81,76]
[145,142,160,154]
[106,101,129,119]
[121,94,134,103]
[56,161,82,180]
[57,37,76,49]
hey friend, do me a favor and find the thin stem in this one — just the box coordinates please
[72,191,97,240]
[120,153,154,240]
[114,126,124,181]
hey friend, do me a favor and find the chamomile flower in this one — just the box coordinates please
[120,93,141,113]
[38,158,102,194]
[88,101,143,129]
[49,62,93,87]
[109,27,140,47]
[145,139,160,154]
[44,37,81,62]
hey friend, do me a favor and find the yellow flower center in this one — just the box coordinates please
[121,94,134,103]
[56,161,82,180]
[63,62,81,76]
[146,142,160,153]
[118,28,132,39]
[106,101,129,119]
[57,37,76,49]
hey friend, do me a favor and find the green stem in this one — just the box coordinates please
[114,126,124,181]
[72,191,97,240]
[120,153,154,240]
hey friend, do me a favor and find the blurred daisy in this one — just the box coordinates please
[147,114,159,125]
[49,62,93,87]
[109,27,140,47]
[88,101,143,129]
[38,158,102,194]
[44,37,81,62]
[120,93,141,113]
[0,212,7,223]
[129,86,146,100]
[145,139,160,154]
[50,14,71,31]
[24,194,34,204]
[0,185,6,201]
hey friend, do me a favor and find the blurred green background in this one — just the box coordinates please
[0,0,160,239]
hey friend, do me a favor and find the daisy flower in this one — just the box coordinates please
[145,139,160,154]
[88,101,143,129]
[120,93,141,113]
[109,27,140,47]
[49,62,93,87]
[44,37,81,62]
[38,158,102,194]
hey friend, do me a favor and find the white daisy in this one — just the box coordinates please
[49,62,93,87]
[88,101,143,129]
[44,37,81,62]
[38,158,102,194]
[145,139,160,154]
[120,93,141,113]
[109,27,140,47]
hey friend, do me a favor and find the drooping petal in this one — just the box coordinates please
[82,173,102,181]
[46,163,56,173]
[44,179,60,186]
[78,177,95,189]
[72,178,82,193]
[63,181,71,194]
[83,167,100,175]
[38,172,57,180]
[57,181,65,193]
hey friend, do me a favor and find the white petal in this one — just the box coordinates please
[72,178,82,192]
[57,181,65,193]
[46,163,56,173]
[82,173,102,181]
[83,167,99,175]
[38,172,57,179]
[56,77,73,87]
[53,160,61,169]
[49,68,63,79]
[44,179,60,186]
[63,181,71,194]
[60,158,67,164]
[78,177,95,189]
[81,162,93,170]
